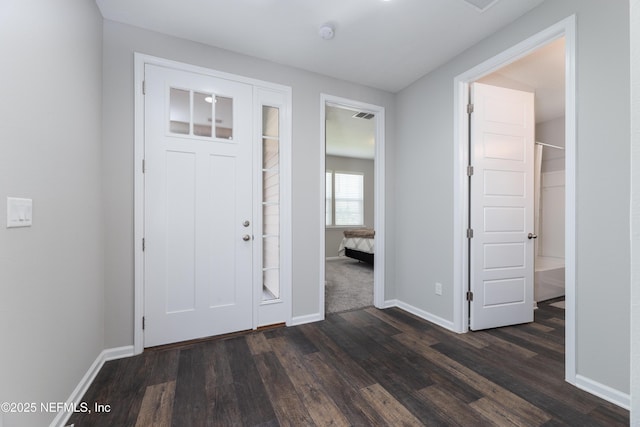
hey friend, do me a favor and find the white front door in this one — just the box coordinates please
[144,64,253,347]
[469,82,535,331]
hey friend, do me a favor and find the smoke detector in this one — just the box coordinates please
[319,24,335,40]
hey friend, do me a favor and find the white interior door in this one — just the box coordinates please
[144,64,253,347]
[469,82,535,331]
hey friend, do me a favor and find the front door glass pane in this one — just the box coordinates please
[193,92,213,137]
[169,88,190,134]
[215,96,233,139]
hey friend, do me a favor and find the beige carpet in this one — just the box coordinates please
[325,258,373,313]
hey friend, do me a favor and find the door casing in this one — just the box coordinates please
[133,54,292,354]
[453,16,576,383]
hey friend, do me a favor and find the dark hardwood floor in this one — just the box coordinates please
[68,300,629,426]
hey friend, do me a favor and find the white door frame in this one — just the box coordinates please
[452,16,577,383]
[320,94,386,317]
[133,54,292,354]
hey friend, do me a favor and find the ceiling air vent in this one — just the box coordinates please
[461,0,499,12]
[352,112,375,120]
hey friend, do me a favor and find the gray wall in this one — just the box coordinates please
[395,0,630,395]
[0,1,104,426]
[325,155,375,258]
[102,20,397,347]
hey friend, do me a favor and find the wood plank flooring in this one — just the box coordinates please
[68,300,629,426]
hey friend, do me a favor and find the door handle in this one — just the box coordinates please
[242,234,251,241]
[528,233,538,239]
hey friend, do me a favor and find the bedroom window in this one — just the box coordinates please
[325,171,364,226]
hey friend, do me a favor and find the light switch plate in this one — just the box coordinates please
[7,197,33,228]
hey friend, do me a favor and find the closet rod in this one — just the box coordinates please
[535,141,564,150]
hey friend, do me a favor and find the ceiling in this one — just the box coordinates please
[481,37,565,123]
[326,106,376,159]
[96,0,555,159]
[95,0,545,93]
[326,37,565,159]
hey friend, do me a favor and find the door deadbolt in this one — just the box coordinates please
[243,220,250,227]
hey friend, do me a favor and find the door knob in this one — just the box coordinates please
[528,233,538,239]
[242,234,251,241]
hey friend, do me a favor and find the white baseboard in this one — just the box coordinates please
[103,345,135,362]
[575,374,630,410]
[393,300,456,332]
[50,345,135,427]
[290,312,323,326]
[325,256,342,261]
[380,298,399,309]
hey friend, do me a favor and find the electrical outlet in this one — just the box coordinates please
[7,197,33,228]
[435,282,443,295]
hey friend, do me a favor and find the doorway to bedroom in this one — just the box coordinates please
[321,95,386,316]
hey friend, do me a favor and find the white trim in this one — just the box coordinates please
[320,94,386,319]
[325,256,343,261]
[452,16,577,381]
[50,346,134,427]
[290,312,324,326]
[575,375,631,410]
[279,88,293,326]
[103,345,137,361]
[319,97,327,321]
[563,16,578,386]
[134,54,145,355]
[134,53,293,354]
[381,299,399,309]
[380,299,457,330]
[395,300,457,332]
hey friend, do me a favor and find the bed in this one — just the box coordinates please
[338,228,375,265]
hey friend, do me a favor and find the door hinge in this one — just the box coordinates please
[467,165,474,176]
[142,316,145,330]
[466,228,474,239]
[142,238,145,251]
[466,291,474,301]
[142,80,146,95]
[467,103,474,114]
[142,159,145,173]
